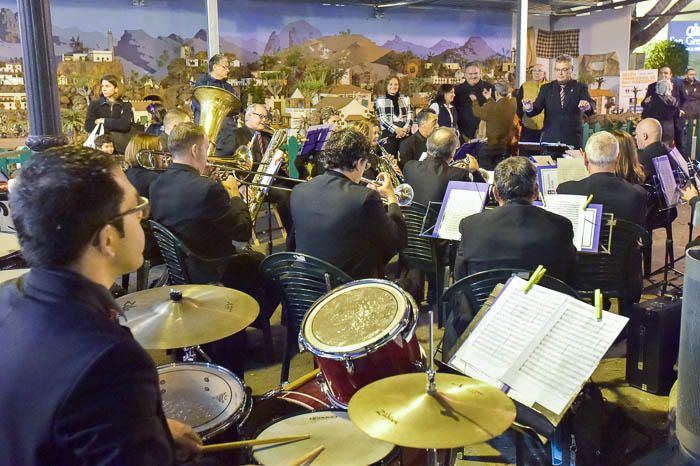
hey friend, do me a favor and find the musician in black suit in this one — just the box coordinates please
[218,103,292,237]
[635,117,676,178]
[403,127,482,206]
[557,131,648,305]
[290,127,408,279]
[149,122,278,376]
[455,156,576,283]
[398,109,437,169]
[523,55,595,147]
[558,131,649,225]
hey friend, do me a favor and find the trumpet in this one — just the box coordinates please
[360,176,414,207]
[136,149,172,170]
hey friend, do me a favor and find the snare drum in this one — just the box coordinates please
[299,279,423,408]
[252,411,397,466]
[156,362,251,441]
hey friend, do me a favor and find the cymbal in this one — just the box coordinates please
[115,285,259,349]
[347,373,515,449]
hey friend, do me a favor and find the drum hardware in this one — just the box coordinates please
[114,285,259,350]
[181,345,212,363]
[251,411,396,466]
[360,176,415,206]
[260,368,321,401]
[299,279,423,409]
[347,312,516,466]
[157,362,252,441]
[200,434,310,453]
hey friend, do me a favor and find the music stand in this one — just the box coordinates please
[298,124,333,171]
[648,155,685,295]
[518,141,573,159]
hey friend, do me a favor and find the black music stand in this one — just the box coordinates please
[518,141,573,159]
[647,156,685,295]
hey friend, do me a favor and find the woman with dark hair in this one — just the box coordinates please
[429,84,459,136]
[375,76,413,156]
[611,130,646,185]
[84,74,134,153]
[145,102,167,136]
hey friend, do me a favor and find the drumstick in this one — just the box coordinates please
[282,368,321,391]
[200,434,310,453]
[289,445,325,466]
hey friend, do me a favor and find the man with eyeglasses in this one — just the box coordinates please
[0,146,202,465]
[220,103,294,236]
[523,54,595,148]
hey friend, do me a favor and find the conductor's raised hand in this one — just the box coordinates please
[522,99,533,112]
[577,100,591,110]
[482,88,492,100]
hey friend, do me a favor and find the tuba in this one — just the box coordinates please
[193,85,241,159]
[247,129,287,221]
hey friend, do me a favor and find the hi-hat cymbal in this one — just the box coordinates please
[348,373,515,449]
[115,285,259,349]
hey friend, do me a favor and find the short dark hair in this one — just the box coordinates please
[100,74,120,89]
[322,127,371,171]
[168,122,206,155]
[494,156,537,202]
[415,108,437,127]
[434,84,454,105]
[94,134,113,147]
[11,146,124,267]
[208,53,228,72]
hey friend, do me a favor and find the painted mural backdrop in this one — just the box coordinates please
[0,0,512,141]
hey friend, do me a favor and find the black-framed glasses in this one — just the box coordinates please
[106,196,150,224]
[252,112,268,120]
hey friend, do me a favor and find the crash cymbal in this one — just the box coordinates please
[348,373,515,449]
[115,285,259,349]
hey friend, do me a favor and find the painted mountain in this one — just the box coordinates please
[435,36,501,62]
[381,35,431,58]
[277,33,391,67]
[429,39,459,55]
[187,29,260,64]
[263,20,322,55]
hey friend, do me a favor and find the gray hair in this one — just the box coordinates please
[208,53,228,72]
[416,108,437,127]
[555,54,574,67]
[494,157,537,202]
[656,79,673,96]
[244,103,266,121]
[494,82,509,97]
[584,131,619,167]
[427,127,460,161]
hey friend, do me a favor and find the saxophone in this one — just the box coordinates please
[375,145,403,187]
[247,128,287,222]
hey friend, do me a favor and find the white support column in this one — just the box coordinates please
[206,0,220,58]
[516,0,529,87]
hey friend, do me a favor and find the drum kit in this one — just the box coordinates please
[114,279,516,466]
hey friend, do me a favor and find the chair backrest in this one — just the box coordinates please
[575,218,651,297]
[149,220,193,285]
[258,252,353,338]
[400,202,439,270]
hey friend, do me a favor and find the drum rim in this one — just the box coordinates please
[299,279,416,358]
[156,361,250,439]
[250,410,396,465]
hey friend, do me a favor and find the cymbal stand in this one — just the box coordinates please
[182,345,212,363]
[426,310,439,466]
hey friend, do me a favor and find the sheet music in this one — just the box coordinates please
[260,150,284,194]
[436,187,486,240]
[580,207,598,251]
[541,194,586,249]
[653,155,681,207]
[531,156,555,166]
[556,158,588,184]
[449,276,628,415]
[669,147,689,177]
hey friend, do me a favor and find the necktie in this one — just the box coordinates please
[560,84,566,108]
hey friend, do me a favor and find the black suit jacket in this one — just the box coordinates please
[217,125,271,163]
[526,80,595,147]
[557,172,649,225]
[0,268,174,465]
[638,141,673,179]
[125,166,162,198]
[454,200,577,283]
[398,131,428,169]
[403,157,472,206]
[454,79,495,139]
[149,163,251,259]
[290,170,408,279]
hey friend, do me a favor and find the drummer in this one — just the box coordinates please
[0,146,202,464]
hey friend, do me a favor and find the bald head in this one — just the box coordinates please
[635,118,662,150]
[427,127,460,161]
